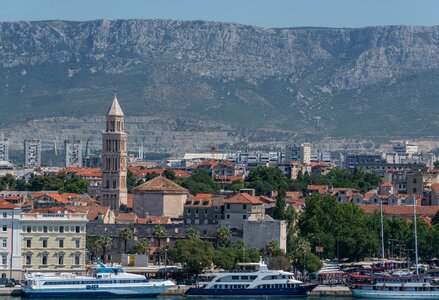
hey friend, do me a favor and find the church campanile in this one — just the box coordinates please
[101,96,128,209]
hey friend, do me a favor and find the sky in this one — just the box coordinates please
[1,0,438,28]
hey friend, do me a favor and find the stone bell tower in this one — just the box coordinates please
[100,95,128,209]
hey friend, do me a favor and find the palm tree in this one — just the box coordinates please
[265,240,279,257]
[86,236,101,261]
[185,226,200,239]
[153,225,166,265]
[119,227,134,254]
[134,238,151,255]
[153,225,166,248]
[216,226,231,247]
[97,236,113,263]
[233,239,245,250]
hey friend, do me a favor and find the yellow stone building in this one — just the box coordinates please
[20,212,87,274]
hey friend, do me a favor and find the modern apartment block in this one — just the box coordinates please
[20,212,87,275]
[0,138,8,162]
[65,140,82,167]
[24,139,41,167]
[286,143,311,165]
[0,202,21,280]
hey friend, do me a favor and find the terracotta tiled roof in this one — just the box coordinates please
[310,162,331,167]
[185,197,224,207]
[133,175,188,193]
[259,196,276,204]
[4,196,23,201]
[225,193,263,205]
[0,199,17,209]
[195,193,214,199]
[173,170,190,178]
[359,204,439,217]
[116,212,137,222]
[137,216,170,224]
[34,193,68,203]
[65,167,101,178]
[128,167,164,178]
[380,182,393,187]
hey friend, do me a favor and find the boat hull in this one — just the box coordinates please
[22,285,168,298]
[351,288,439,299]
[185,284,317,297]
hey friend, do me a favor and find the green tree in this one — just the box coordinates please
[127,169,137,192]
[119,227,135,254]
[131,238,151,255]
[153,225,166,248]
[246,166,287,196]
[163,169,176,180]
[216,226,231,247]
[295,252,322,273]
[185,226,200,240]
[273,188,286,220]
[264,240,282,257]
[180,171,220,194]
[86,236,101,261]
[145,172,160,181]
[267,255,291,271]
[170,238,215,275]
[213,247,237,270]
[97,236,113,263]
[0,173,16,190]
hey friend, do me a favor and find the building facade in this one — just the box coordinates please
[0,202,21,280]
[0,138,8,162]
[24,139,41,168]
[286,143,311,165]
[20,212,87,275]
[101,96,128,209]
[65,140,82,167]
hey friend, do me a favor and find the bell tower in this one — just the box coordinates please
[100,95,128,209]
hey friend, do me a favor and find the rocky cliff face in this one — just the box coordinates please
[1,20,439,139]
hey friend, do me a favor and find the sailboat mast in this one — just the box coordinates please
[380,200,385,266]
[414,201,419,275]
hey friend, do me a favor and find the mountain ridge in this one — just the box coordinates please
[1,19,439,140]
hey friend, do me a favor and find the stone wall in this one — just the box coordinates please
[243,220,287,252]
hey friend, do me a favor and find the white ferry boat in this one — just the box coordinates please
[349,273,439,299]
[185,260,317,297]
[22,262,175,298]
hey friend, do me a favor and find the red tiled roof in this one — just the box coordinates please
[359,204,439,217]
[173,170,190,178]
[128,167,164,178]
[259,196,276,204]
[65,167,101,178]
[195,193,214,199]
[0,199,17,209]
[225,193,263,205]
[34,193,69,203]
[310,162,331,167]
[133,175,188,193]
[4,196,23,201]
[380,182,393,187]
[116,212,137,222]
[285,191,304,201]
[137,216,170,224]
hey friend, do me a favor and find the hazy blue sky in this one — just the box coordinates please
[1,0,438,28]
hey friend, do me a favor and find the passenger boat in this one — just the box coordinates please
[185,260,317,297]
[22,262,175,298]
[348,273,439,299]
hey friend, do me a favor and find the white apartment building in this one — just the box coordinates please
[0,202,21,280]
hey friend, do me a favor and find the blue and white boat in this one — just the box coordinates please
[22,262,175,298]
[185,260,316,297]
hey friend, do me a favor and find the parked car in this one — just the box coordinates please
[0,278,15,287]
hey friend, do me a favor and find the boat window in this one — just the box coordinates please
[232,276,239,280]
[241,276,248,280]
[249,276,257,280]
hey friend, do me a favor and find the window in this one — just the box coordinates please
[1,255,6,265]
[2,239,6,248]
[26,240,31,248]
[58,255,64,265]
[26,255,31,265]
[59,226,64,233]
[59,239,64,248]
[26,226,31,233]
[75,239,80,248]
[42,255,48,265]
[75,226,80,233]
[43,226,47,233]
[226,204,230,209]
[226,214,230,219]
[74,255,80,265]
[2,225,6,232]
[2,212,7,218]
[243,204,247,210]
[243,215,247,219]
[42,239,48,248]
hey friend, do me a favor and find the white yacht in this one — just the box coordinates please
[185,260,316,297]
[22,262,174,298]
